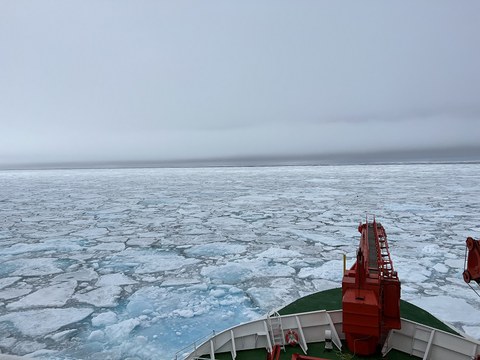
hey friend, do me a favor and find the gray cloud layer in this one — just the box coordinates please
[1,1,480,166]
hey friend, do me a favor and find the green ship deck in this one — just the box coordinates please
[210,288,458,360]
[278,288,457,335]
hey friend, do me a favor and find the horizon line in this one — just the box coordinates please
[1,146,480,171]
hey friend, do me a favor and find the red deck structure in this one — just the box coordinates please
[464,236,480,285]
[342,219,401,355]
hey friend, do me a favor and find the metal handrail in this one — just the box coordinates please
[173,330,215,360]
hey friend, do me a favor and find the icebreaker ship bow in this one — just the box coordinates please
[179,220,480,360]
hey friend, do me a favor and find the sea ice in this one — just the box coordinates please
[11,340,46,356]
[432,263,449,273]
[311,279,339,292]
[47,329,77,342]
[422,244,445,256]
[410,295,480,325]
[74,285,122,308]
[0,288,32,300]
[393,258,431,284]
[0,277,21,290]
[298,260,344,281]
[1,239,82,256]
[257,248,300,260]
[0,308,93,336]
[463,326,480,340]
[6,280,77,310]
[88,242,126,252]
[160,278,201,287]
[247,281,296,310]
[445,258,465,269]
[71,227,109,239]
[0,336,17,349]
[201,263,252,284]
[96,273,137,286]
[52,268,98,283]
[184,242,247,257]
[289,229,345,246]
[6,258,63,277]
[1,164,480,359]
[105,318,142,341]
[126,238,157,247]
[87,329,105,342]
[92,311,118,327]
[109,249,200,274]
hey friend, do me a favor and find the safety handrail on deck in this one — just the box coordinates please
[174,330,216,360]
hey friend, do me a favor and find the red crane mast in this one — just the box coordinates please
[342,219,401,355]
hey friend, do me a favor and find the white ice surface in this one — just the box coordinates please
[298,260,344,281]
[0,165,479,359]
[257,247,301,260]
[91,311,118,327]
[104,318,142,341]
[0,288,32,300]
[52,268,98,283]
[6,258,63,277]
[0,277,21,290]
[463,326,480,339]
[7,280,76,310]
[0,308,93,336]
[184,242,247,257]
[74,285,122,308]
[410,295,480,326]
[96,273,137,286]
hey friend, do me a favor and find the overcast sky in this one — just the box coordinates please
[1,1,480,167]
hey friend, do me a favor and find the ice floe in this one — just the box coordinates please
[52,268,98,283]
[92,311,118,327]
[0,288,32,301]
[410,295,480,325]
[0,308,93,336]
[298,260,344,281]
[0,277,21,290]
[5,257,63,277]
[7,280,76,310]
[104,318,142,341]
[184,242,247,257]
[74,285,122,308]
[96,273,137,286]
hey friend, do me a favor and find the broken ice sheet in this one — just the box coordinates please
[0,308,93,337]
[7,280,76,310]
[0,277,21,290]
[74,285,123,308]
[5,257,63,277]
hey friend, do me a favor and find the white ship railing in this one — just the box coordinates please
[177,309,480,360]
[382,319,480,360]
[179,309,343,360]
[174,330,216,360]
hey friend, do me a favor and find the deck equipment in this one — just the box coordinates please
[464,236,480,285]
[341,219,401,355]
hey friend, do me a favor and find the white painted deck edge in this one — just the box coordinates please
[180,310,480,360]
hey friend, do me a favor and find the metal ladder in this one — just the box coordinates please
[268,311,285,351]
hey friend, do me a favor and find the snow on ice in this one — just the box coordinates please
[0,164,479,359]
